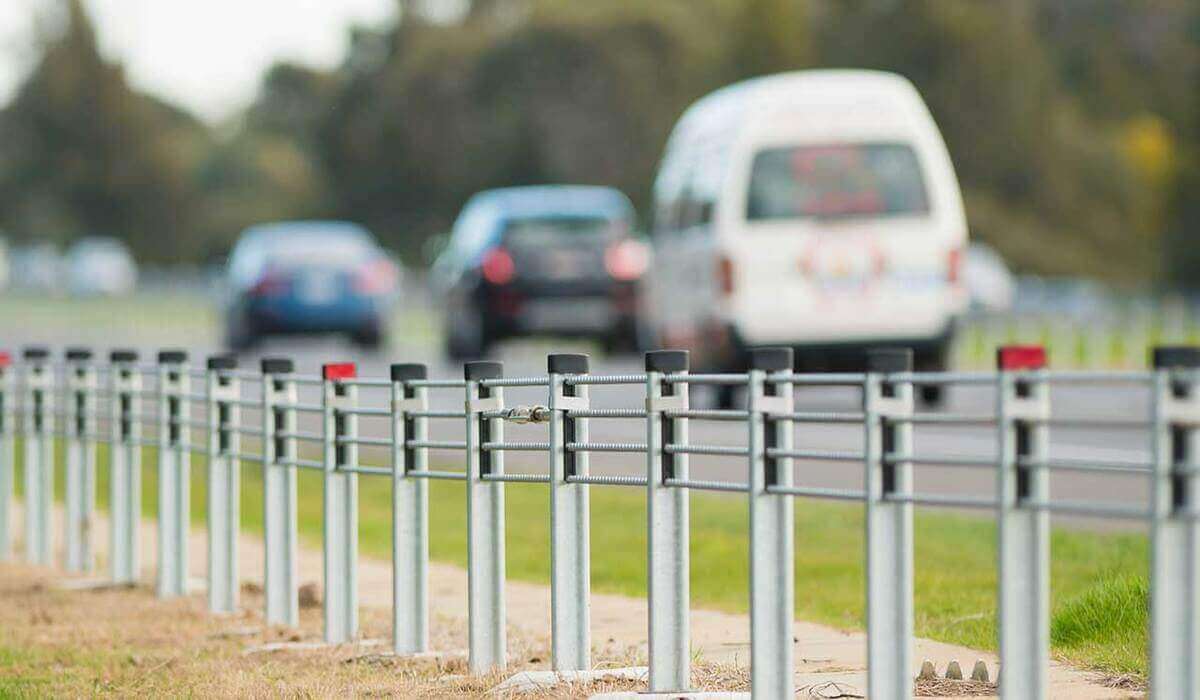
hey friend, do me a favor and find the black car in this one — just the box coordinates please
[432,186,649,360]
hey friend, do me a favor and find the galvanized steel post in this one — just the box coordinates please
[206,354,240,612]
[63,348,97,573]
[0,351,12,562]
[156,350,190,598]
[548,353,591,672]
[322,362,359,643]
[465,361,506,672]
[1149,346,1200,699]
[865,348,915,700]
[262,358,299,627]
[644,350,690,692]
[22,347,53,565]
[391,363,429,655]
[996,345,1050,700]
[109,349,141,583]
[748,348,795,697]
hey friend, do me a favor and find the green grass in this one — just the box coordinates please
[11,441,1148,677]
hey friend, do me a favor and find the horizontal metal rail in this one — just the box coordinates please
[885,453,995,468]
[664,443,749,457]
[275,430,324,442]
[884,493,996,509]
[665,409,747,421]
[406,439,466,451]
[341,465,392,476]
[1025,498,1149,519]
[278,457,324,471]
[481,441,550,452]
[407,379,466,389]
[664,373,744,385]
[405,469,467,481]
[768,485,866,501]
[566,408,645,419]
[408,409,466,419]
[293,403,324,413]
[783,411,865,423]
[339,407,391,417]
[897,414,995,426]
[565,474,648,487]
[564,373,646,386]
[337,435,392,447]
[566,441,648,453]
[769,372,865,386]
[480,376,549,388]
[1021,456,1153,473]
[481,473,551,484]
[663,477,747,493]
[340,378,392,388]
[768,448,864,462]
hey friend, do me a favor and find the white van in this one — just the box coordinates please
[647,70,967,403]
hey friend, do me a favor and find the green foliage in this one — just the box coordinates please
[0,0,1197,282]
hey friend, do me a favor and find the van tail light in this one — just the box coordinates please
[251,270,288,297]
[354,258,398,296]
[947,247,963,286]
[717,255,736,297]
[481,247,516,285]
[605,239,649,281]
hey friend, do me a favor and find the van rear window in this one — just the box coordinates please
[746,143,929,220]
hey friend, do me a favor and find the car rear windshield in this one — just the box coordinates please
[746,143,929,221]
[264,233,376,266]
[502,217,619,248]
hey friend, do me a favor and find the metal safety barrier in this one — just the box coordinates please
[0,342,1197,699]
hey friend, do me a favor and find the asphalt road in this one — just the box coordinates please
[9,294,1156,532]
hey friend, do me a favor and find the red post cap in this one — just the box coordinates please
[997,345,1046,371]
[322,362,356,380]
[0,351,10,368]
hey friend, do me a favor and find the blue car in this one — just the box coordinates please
[431,186,650,360]
[224,221,399,350]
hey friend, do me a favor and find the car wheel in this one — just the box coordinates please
[445,307,487,361]
[352,324,384,350]
[917,383,945,409]
[225,315,257,353]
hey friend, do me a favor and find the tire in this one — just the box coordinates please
[352,323,384,350]
[918,383,945,409]
[225,313,257,353]
[445,307,488,361]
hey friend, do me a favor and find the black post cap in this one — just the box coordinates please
[110,349,138,363]
[645,350,688,373]
[464,361,503,380]
[65,347,92,361]
[157,349,187,364]
[750,347,793,372]
[1152,346,1200,370]
[548,353,589,374]
[206,354,237,370]
[867,348,914,373]
[22,346,50,360]
[391,363,427,382]
[260,357,294,374]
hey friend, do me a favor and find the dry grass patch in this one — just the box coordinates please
[0,563,739,697]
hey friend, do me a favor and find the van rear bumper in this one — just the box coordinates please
[706,320,958,373]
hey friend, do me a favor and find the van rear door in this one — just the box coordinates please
[726,141,961,345]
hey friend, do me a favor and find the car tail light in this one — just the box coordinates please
[717,255,735,296]
[947,247,963,286]
[251,271,288,297]
[604,239,649,281]
[354,258,398,296]
[481,247,515,285]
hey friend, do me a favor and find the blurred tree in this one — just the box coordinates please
[0,0,210,262]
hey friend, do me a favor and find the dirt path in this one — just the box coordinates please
[6,505,1133,698]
